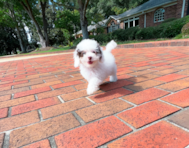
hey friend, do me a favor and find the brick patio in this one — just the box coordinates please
[0,42,189,147]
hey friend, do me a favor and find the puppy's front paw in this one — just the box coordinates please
[87,86,99,95]
[110,76,117,82]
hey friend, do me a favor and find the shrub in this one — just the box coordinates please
[162,18,177,24]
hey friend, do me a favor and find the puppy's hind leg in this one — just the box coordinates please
[109,65,117,82]
[87,77,102,95]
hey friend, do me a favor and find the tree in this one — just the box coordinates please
[0,1,27,52]
[52,0,90,39]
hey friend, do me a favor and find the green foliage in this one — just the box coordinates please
[112,27,139,41]
[136,16,189,40]
[162,18,177,24]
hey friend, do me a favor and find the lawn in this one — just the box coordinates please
[22,46,71,55]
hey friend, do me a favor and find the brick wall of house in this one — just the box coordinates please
[139,15,144,28]
[141,4,177,28]
[107,19,119,27]
[176,0,188,18]
[120,22,125,29]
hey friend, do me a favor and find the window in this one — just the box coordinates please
[125,22,128,29]
[124,17,139,29]
[135,20,139,26]
[154,8,165,23]
[108,21,119,33]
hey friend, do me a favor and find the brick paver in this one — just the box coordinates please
[9,113,80,148]
[1,42,189,147]
[22,139,51,148]
[123,88,169,105]
[108,121,189,148]
[168,109,189,130]
[55,116,132,148]
[117,100,180,128]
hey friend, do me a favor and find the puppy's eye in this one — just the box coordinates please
[93,51,96,54]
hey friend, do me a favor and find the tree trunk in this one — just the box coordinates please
[15,25,26,53]
[41,1,50,46]
[9,9,26,53]
[80,16,89,39]
[78,0,89,39]
[20,0,46,48]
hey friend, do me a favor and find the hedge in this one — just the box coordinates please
[73,15,189,45]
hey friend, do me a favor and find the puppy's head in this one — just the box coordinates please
[74,39,104,68]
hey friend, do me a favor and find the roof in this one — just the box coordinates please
[108,0,177,21]
[73,19,108,36]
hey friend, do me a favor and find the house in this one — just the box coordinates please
[74,0,188,38]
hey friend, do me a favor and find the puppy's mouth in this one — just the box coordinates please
[88,61,93,64]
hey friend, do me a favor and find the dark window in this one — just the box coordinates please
[130,21,133,27]
[135,20,139,26]
[125,22,128,29]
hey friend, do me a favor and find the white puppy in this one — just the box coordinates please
[74,39,117,95]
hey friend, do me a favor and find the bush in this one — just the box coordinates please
[162,18,177,24]
[73,15,189,44]
[136,15,189,39]
[112,27,139,41]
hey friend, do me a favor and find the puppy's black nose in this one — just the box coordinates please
[88,57,92,60]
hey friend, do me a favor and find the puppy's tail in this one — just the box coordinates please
[105,40,117,52]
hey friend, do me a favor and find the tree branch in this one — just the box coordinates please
[50,0,78,10]
[83,0,89,20]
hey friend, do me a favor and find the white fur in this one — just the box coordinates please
[73,39,117,95]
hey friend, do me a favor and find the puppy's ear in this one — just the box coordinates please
[98,45,104,63]
[73,48,80,68]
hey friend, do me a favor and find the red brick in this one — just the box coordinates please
[0,111,40,132]
[161,88,189,107]
[9,113,80,148]
[127,73,159,83]
[11,97,60,115]
[151,65,173,71]
[123,88,169,104]
[100,80,133,91]
[55,116,132,148]
[61,89,87,101]
[0,108,8,119]
[0,134,4,148]
[14,80,44,88]
[0,87,30,96]
[52,80,83,89]
[89,88,133,103]
[153,69,180,76]
[0,95,11,102]
[132,66,154,71]
[0,95,35,109]
[0,86,11,91]
[37,86,75,100]
[158,77,189,92]
[117,100,180,128]
[76,99,133,122]
[31,80,62,89]
[125,80,164,91]
[0,80,28,88]
[14,86,51,98]
[117,74,133,79]
[23,139,51,148]
[74,83,87,90]
[155,73,187,82]
[117,69,133,75]
[41,98,93,119]
[108,121,189,148]
[128,69,155,76]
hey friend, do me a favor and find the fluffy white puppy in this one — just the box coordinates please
[74,39,117,95]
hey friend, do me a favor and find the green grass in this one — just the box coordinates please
[22,46,71,55]
[101,38,169,46]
